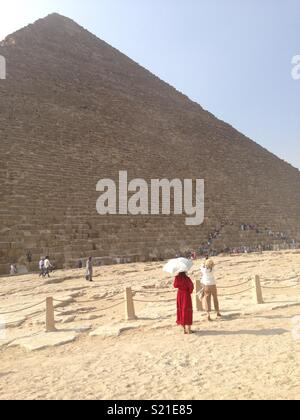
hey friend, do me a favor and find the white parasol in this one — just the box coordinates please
[163,258,193,276]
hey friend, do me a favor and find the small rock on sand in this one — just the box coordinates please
[90,324,140,338]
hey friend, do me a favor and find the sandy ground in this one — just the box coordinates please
[0,250,300,400]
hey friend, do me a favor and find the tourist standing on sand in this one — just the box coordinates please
[200,258,221,321]
[44,256,53,278]
[86,257,93,282]
[10,264,17,276]
[26,251,32,264]
[39,257,45,277]
[174,272,194,334]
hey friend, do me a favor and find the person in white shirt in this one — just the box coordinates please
[43,256,53,278]
[10,264,17,276]
[200,257,221,321]
[38,258,45,277]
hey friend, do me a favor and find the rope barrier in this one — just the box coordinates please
[0,309,46,326]
[1,319,26,327]
[72,299,99,304]
[90,300,125,312]
[261,277,300,283]
[68,290,124,305]
[261,284,298,290]
[25,311,46,321]
[218,279,251,289]
[54,307,67,313]
[73,295,124,305]
[106,298,124,302]
[133,298,176,303]
[0,300,45,315]
[111,291,125,297]
[219,287,253,297]
[134,289,175,294]
[2,270,299,331]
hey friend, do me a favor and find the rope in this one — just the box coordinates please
[261,284,298,290]
[133,298,176,303]
[90,300,125,312]
[53,298,72,303]
[111,291,125,297]
[54,308,67,314]
[261,277,300,283]
[0,300,45,315]
[73,299,98,304]
[218,279,251,289]
[1,309,46,327]
[25,311,46,321]
[134,289,175,294]
[74,295,124,305]
[219,287,253,297]
[1,319,26,327]
[71,290,125,305]
[106,298,124,302]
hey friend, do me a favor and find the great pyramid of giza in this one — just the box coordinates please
[0,13,299,273]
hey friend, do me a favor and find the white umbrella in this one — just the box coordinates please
[163,258,193,276]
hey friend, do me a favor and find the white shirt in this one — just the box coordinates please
[44,259,51,269]
[201,267,216,286]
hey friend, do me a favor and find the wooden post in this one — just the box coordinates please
[125,287,137,321]
[46,297,56,332]
[194,279,203,311]
[253,275,264,304]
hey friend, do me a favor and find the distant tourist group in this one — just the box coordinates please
[38,256,54,278]
[174,256,221,334]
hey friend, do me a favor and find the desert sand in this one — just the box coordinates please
[0,250,300,400]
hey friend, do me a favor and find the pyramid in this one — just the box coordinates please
[0,13,299,273]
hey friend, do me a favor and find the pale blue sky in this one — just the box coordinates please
[1,0,299,168]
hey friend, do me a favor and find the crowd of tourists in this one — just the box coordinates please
[240,224,289,240]
[195,221,296,258]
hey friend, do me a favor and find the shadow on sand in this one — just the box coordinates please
[193,328,288,337]
[0,371,15,378]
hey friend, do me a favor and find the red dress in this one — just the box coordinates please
[174,273,194,326]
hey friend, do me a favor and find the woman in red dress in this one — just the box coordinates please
[174,272,194,334]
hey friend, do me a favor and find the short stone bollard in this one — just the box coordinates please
[125,287,137,321]
[194,279,203,311]
[46,297,56,332]
[253,275,264,304]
